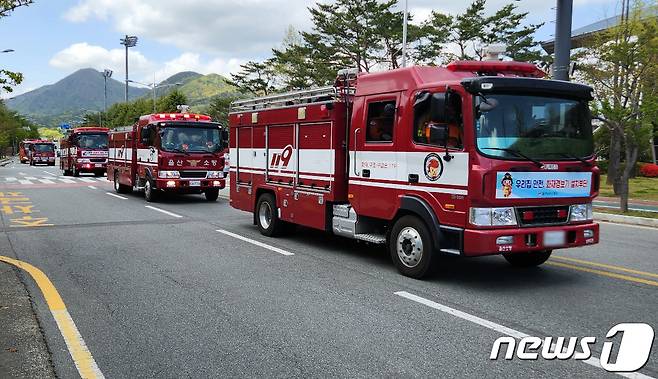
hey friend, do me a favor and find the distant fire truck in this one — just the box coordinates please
[108,112,228,202]
[19,139,38,164]
[229,61,600,278]
[60,127,109,176]
[27,140,56,166]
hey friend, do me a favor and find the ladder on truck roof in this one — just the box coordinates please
[230,86,342,113]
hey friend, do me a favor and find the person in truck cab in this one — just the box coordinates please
[177,131,190,149]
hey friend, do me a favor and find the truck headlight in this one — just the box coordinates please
[158,170,180,179]
[469,207,518,226]
[570,203,593,222]
[206,171,224,179]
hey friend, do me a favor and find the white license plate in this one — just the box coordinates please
[544,231,566,247]
[189,180,201,187]
[94,164,103,168]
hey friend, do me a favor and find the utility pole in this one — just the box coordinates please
[102,69,113,120]
[554,0,573,81]
[401,0,409,68]
[120,35,138,102]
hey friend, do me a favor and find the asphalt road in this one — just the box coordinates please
[1,159,657,378]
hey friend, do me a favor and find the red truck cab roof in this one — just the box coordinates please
[139,113,214,125]
[71,127,109,134]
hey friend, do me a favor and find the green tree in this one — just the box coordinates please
[207,95,239,126]
[231,60,278,96]
[156,89,188,113]
[0,99,39,156]
[1,0,33,94]
[577,2,658,212]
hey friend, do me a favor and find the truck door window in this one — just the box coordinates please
[366,100,396,143]
[414,92,463,149]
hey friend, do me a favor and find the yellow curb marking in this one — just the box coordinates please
[546,261,658,287]
[0,256,104,378]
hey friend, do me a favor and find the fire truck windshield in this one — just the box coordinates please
[475,94,593,161]
[160,126,222,153]
[78,134,108,149]
[33,144,55,153]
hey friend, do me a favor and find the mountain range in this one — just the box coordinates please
[5,68,238,127]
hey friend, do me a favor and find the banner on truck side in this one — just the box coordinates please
[496,172,592,199]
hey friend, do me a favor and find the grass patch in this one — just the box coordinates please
[595,207,658,219]
[599,175,658,201]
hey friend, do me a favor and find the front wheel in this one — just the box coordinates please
[205,189,219,202]
[389,215,436,279]
[256,193,284,237]
[503,250,552,268]
[144,178,159,202]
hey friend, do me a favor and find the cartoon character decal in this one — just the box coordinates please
[501,172,513,198]
[424,153,444,182]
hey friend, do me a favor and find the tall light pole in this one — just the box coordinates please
[128,80,182,113]
[401,0,409,67]
[554,0,573,81]
[102,69,113,114]
[119,35,138,102]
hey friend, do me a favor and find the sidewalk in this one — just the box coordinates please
[0,245,55,378]
[595,196,658,212]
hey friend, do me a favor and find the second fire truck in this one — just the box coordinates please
[60,127,109,176]
[108,112,228,202]
[27,140,56,166]
[229,60,600,279]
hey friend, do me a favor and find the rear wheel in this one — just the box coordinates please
[390,215,436,279]
[114,171,131,194]
[503,250,552,268]
[144,177,159,202]
[256,193,284,237]
[205,189,219,202]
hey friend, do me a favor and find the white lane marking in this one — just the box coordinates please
[5,177,17,182]
[58,178,76,184]
[144,205,183,218]
[88,186,97,190]
[216,229,294,256]
[42,171,57,176]
[105,192,127,200]
[38,179,55,184]
[95,177,108,182]
[394,291,654,379]
[595,204,658,213]
[18,180,32,185]
[78,178,96,183]
[25,176,38,180]
[598,221,657,231]
[18,172,26,175]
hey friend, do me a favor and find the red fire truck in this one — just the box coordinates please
[60,127,109,176]
[27,140,56,166]
[229,61,600,278]
[19,139,38,164]
[108,112,228,202]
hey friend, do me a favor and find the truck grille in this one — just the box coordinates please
[180,171,207,179]
[90,158,106,163]
[517,206,570,226]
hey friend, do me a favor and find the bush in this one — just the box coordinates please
[595,160,644,177]
[639,163,658,178]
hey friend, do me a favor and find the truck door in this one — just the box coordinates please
[349,92,401,219]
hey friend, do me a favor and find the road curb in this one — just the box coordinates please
[0,159,11,167]
[594,212,658,228]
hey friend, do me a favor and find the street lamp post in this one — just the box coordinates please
[128,79,182,113]
[119,35,138,102]
[102,69,113,114]
[401,0,408,67]
[554,0,573,81]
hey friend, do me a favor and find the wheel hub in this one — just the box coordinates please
[396,227,423,268]
[259,202,272,229]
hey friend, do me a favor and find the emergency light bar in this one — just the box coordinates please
[154,113,212,121]
[446,61,545,78]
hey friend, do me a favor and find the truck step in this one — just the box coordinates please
[440,248,461,256]
[355,233,386,244]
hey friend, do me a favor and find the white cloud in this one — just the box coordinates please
[49,42,153,76]
[63,0,312,57]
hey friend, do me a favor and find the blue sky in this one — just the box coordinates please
[0,0,625,99]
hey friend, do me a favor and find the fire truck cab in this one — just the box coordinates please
[229,61,600,279]
[60,127,109,176]
[108,112,228,202]
[27,140,56,166]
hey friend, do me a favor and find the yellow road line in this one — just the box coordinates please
[546,261,658,287]
[0,256,104,379]
[552,256,658,280]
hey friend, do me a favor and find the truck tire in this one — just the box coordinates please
[390,215,436,279]
[144,177,159,202]
[114,172,131,194]
[503,250,552,268]
[205,189,219,202]
[256,193,284,237]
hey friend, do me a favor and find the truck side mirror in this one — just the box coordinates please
[430,93,447,123]
[141,127,151,145]
[428,124,449,145]
[221,129,229,149]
